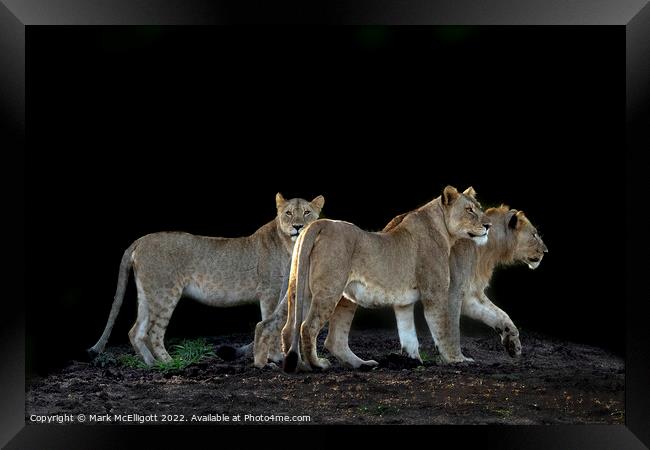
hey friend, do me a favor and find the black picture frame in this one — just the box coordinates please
[2,1,648,448]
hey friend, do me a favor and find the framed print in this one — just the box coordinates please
[2,1,649,448]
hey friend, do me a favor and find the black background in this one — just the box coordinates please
[26,26,624,376]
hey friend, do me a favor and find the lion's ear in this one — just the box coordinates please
[442,186,460,206]
[276,193,287,210]
[508,210,524,230]
[507,211,518,229]
[463,186,477,199]
[310,195,325,211]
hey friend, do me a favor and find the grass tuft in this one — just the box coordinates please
[419,350,433,363]
[118,338,215,372]
[91,352,118,368]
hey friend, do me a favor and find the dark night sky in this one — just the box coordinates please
[26,26,624,375]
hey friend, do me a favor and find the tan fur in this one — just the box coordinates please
[253,187,485,369]
[88,194,324,366]
[255,197,548,369]
[276,186,491,372]
[389,204,548,361]
[449,206,548,357]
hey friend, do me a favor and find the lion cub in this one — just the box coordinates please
[88,193,324,366]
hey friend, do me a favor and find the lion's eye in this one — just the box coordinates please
[285,211,292,217]
[304,211,311,216]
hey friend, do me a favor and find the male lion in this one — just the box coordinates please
[279,186,491,373]
[325,205,548,367]
[88,193,324,366]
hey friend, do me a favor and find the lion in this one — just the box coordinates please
[325,205,548,367]
[275,186,491,372]
[88,193,324,366]
[254,196,547,370]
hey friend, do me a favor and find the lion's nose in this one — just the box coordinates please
[483,223,492,230]
[293,224,303,231]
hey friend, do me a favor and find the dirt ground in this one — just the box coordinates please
[26,329,624,425]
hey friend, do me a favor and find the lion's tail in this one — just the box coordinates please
[283,221,326,373]
[87,240,138,357]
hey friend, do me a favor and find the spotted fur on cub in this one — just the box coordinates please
[88,193,324,366]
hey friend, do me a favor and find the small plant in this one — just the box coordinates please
[118,354,148,369]
[118,338,215,372]
[419,351,433,363]
[91,352,118,368]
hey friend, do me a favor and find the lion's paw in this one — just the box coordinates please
[503,333,522,358]
[268,352,284,365]
[297,359,313,372]
[444,354,475,364]
[314,358,331,370]
[357,359,379,371]
[400,345,422,363]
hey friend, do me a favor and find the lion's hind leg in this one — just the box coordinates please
[324,297,378,369]
[147,292,182,363]
[301,287,345,371]
[129,272,182,366]
[129,281,157,366]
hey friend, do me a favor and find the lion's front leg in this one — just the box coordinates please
[447,280,466,362]
[462,292,521,357]
[422,292,471,364]
[394,303,421,361]
[254,292,288,368]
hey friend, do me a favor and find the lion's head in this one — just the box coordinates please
[441,186,492,245]
[504,209,548,269]
[275,193,325,241]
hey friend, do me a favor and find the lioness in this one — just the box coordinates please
[325,205,548,366]
[88,193,324,366]
[280,186,491,372]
